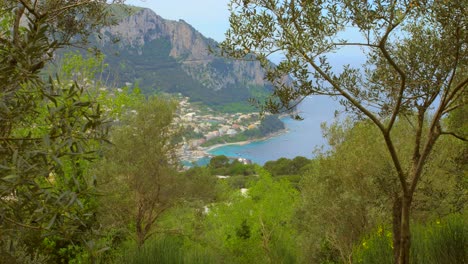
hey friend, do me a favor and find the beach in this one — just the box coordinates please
[202,129,289,155]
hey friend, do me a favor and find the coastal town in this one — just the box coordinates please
[174,95,280,165]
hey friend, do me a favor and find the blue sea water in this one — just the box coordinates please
[208,96,341,165]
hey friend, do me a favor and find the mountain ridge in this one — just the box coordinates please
[95,7,275,111]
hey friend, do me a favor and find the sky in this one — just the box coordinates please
[126,0,231,42]
[124,0,365,66]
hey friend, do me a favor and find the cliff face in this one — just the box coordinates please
[97,7,272,110]
[103,9,206,59]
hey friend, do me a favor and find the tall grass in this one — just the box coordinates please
[411,213,467,264]
[353,225,393,264]
[114,214,466,264]
[117,235,215,264]
[353,213,467,264]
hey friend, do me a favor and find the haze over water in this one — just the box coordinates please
[208,96,341,164]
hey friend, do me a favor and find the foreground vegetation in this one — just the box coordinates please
[220,1,467,263]
[1,63,465,262]
[1,1,466,263]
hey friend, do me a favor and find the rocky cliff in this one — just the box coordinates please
[97,7,274,111]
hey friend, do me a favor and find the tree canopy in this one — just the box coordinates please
[221,1,467,263]
[0,1,127,261]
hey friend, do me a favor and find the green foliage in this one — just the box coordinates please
[258,115,285,135]
[209,155,230,169]
[106,4,143,21]
[264,156,310,177]
[222,1,467,262]
[100,36,266,109]
[216,102,257,113]
[224,175,252,189]
[227,160,256,176]
[411,213,468,264]
[58,51,107,81]
[2,1,466,262]
[205,155,256,178]
[179,125,204,140]
[96,96,219,251]
[1,57,110,262]
[95,96,181,247]
[299,118,467,262]
[180,168,221,203]
[0,5,126,261]
[0,242,50,264]
[119,235,215,264]
[202,168,299,263]
[353,226,394,264]
[354,214,468,264]
[119,236,185,264]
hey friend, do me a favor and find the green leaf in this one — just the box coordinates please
[66,192,77,208]
[43,92,57,107]
[51,155,63,168]
[46,213,57,229]
[0,164,11,170]
[2,174,19,181]
[96,247,111,254]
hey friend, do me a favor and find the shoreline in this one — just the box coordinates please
[202,128,289,155]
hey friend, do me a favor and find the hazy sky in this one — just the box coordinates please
[126,0,231,42]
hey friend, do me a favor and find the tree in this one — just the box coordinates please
[96,96,183,248]
[264,156,310,176]
[203,168,299,263]
[300,118,465,262]
[209,155,231,170]
[221,1,467,263]
[0,1,125,261]
[0,52,111,262]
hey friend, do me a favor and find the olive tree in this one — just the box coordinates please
[0,0,125,261]
[97,96,183,248]
[220,1,467,263]
[300,118,466,263]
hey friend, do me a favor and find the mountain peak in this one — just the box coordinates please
[98,6,275,112]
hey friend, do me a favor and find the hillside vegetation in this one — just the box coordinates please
[88,7,280,112]
[1,1,466,264]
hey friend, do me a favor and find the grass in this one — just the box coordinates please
[117,235,215,264]
[353,213,467,264]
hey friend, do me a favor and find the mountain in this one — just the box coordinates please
[94,6,276,112]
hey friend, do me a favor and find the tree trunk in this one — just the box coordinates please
[392,196,402,264]
[397,195,412,264]
[136,222,145,249]
[136,208,146,249]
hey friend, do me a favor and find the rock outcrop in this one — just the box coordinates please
[97,7,276,110]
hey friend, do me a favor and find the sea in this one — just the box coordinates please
[203,96,341,165]
[190,49,360,166]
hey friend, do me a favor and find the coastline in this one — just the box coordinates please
[202,128,289,155]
